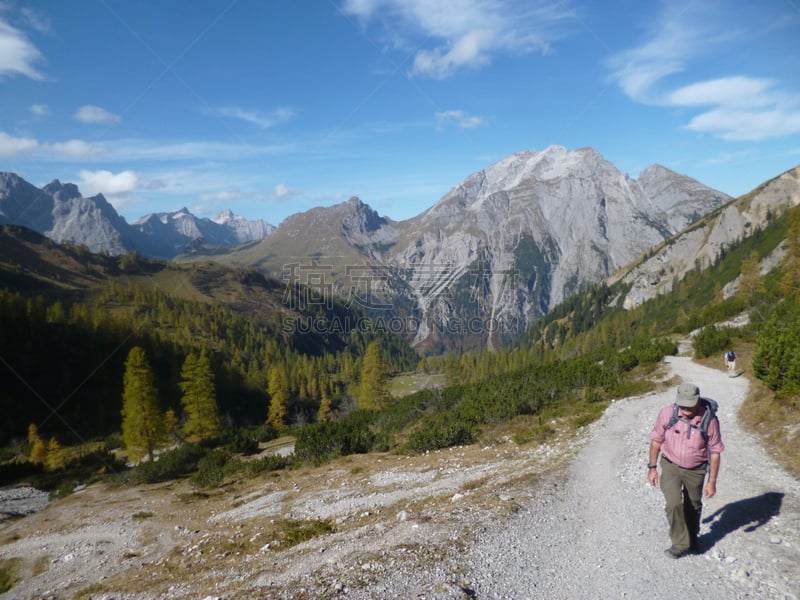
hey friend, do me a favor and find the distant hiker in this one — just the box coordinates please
[724,349,737,377]
[647,382,724,559]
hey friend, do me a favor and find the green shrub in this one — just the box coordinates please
[241,454,291,477]
[692,325,733,358]
[131,443,208,484]
[294,410,376,464]
[403,417,475,454]
[209,429,259,455]
[190,449,232,488]
[753,300,800,395]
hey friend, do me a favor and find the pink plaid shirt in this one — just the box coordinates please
[650,403,724,469]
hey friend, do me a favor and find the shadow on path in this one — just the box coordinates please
[698,492,783,551]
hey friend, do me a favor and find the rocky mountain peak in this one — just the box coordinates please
[341,196,387,235]
[43,179,82,202]
[212,209,235,224]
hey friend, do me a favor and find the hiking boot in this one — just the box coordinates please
[664,545,689,559]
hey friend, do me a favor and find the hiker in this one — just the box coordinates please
[724,349,737,377]
[647,382,724,558]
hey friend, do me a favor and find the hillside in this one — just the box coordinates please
[0,224,417,445]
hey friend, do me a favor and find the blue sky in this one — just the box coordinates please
[1,1,799,227]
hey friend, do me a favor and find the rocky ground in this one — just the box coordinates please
[1,349,798,599]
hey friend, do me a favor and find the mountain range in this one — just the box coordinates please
[197,146,734,351]
[3,146,798,352]
[0,172,274,259]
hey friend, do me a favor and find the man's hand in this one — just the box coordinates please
[704,480,717,498]
[647,468,658,487]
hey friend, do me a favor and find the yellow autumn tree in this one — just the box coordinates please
[358,340,390,410]
[27,423,46,465]
[267,366,289,429]
[45,437,65,471]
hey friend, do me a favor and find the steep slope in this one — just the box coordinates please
[612,165,800,309]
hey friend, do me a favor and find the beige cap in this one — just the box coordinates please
[676,382,700,408]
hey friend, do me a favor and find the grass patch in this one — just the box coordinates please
[132,510,154,520]
[273,518,335,548]
[0,558,20,593]
[74,583,107,599]
[739,375,800,480]
[390,372,446,397]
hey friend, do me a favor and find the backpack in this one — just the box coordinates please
[666,397,719,470]
[726,350,736,362]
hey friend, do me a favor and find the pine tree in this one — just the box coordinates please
[179,350,221,441]
[267,366,289,429]
[358,340,390,410]
[44,437,65,471]
[121,346,165,462]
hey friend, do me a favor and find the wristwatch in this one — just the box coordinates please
[647,464,657,469]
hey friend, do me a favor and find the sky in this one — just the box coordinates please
[1,0,799,228]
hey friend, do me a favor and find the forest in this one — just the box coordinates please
[1,206,799,492]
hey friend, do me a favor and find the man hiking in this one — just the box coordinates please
[647,382,724,558]
[724,349,737,377]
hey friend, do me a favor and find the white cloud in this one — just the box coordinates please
[412,29,495,79]
[78,169,140,196]
[0,131,38,157]
[208,106,295,129]
[342,0,574,79]
[45,139,103,157]
[199,190,247,202]
[271,183,301,200]
[669,77,774,109]
[606,3,800,142]
[30,103,50,116]
[604,3,704,104]
[0,19,44,80]
[685,106,800,142]
[435,109,485,130]
[74,105,121,124]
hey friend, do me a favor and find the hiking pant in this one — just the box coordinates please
[659,456,705,552]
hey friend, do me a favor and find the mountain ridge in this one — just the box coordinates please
[209,145,732,351]
[0,173,275,258]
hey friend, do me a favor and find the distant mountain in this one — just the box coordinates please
[0,172,274,257]
[202,145,733,352]
[131,207,274,257]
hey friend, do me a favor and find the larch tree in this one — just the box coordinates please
[781,208,800,300]
[738,250,765,303]
[44,437,65,471]
[267,366,289,429]
[317,387,332,422]
[358,340,390,410]
[179,350,221,441]
[121,346,165,462]
[27,423,46,465]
